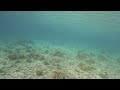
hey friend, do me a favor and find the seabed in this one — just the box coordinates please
[0,40,120,79]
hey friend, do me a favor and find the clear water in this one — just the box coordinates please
[0,11,120,79]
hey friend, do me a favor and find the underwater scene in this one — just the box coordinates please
[0,11,120,79]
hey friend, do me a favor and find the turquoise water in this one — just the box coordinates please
[0,11,120,79]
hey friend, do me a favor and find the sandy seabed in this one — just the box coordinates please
[0,40,120,79]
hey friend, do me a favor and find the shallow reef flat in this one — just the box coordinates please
[0,40,120,79]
